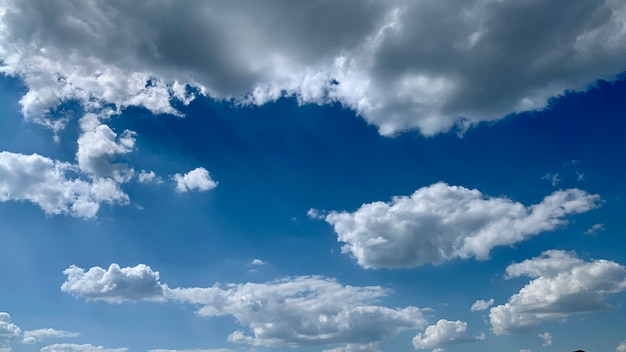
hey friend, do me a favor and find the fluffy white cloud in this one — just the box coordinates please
[538,332,552,346]
[412,320,484,350]
[173,168,217,193]
[0,313,21,343]
[1,1,625,136]
[317,182,600,269]
[22,329,78,344]
[62,265,426,348]
[137,170,162,184]
[490,250,626,334]
[75,113,135,182]
[61,264,166,303]
[617,340,626,352]
[40,344,127,352]
[251,259,265,266]
[323,342,380,352]
[147,350,233,352]
[0,151,129,218]
[470,299,494,312]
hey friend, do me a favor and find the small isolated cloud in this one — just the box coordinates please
[148,349,233,352]
[63,264,427,348]
[470,299,494,312]
[541,173,561,186]
[575,171,585,181]
[22,328,78,344]
[538,332,552,346]
[412,319,484,350]
[520,349,533,352]
[61,264,166,303]
[317,182,600,269]
[585,223,605,236]
[250,259,265,266]
[173,168,217,193]
[40,343,128,352]
[617,340,626,352]
[137,170,162,184]
[490,250,626,334]
[0,151,129,218]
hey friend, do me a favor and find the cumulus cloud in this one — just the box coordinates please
[0,312,78,350]
[317,182,600,269]
[1,1,625,136]
[61,264,166,303]
[250,259,265,266]
[75,113,135,182]
[412,320,484,350]
[489,250,626,334]
[62,265,427,348]
[0,151,129,218]
[22,329,78,344]
[40,344,127,352]
[470,299,494,312]
[137,170,162,184]
[538,332,552,346]
[173,168,218,193]
[0,313,21,345]
[322,342,381,352]
[617,340,626,352]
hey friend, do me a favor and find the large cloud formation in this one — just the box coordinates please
[315,183,600,269]
[1,0,625,136]
[61,264,427,349]
[490,250,626,334]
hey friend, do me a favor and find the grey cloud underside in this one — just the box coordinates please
[61,264,427,348]
[1,0,625,135]
[319,182,600,269]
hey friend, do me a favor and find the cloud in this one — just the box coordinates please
[317,182,600,269]
[520,349,533,352]
[322,342,381,352]
[470,299,494,312]
[1,1,625,136]
[0,151,129,218]
[489,250,626,335]
[61,264,166,303]
[585,223,605,236]
[40,344,127,352]
[541,173,561,186]
[538,332,552,346]
[62,265,427,348]
[75,114,135,183]
[251,259,265,266]
[147,350,233,352]
[22,329,79,344]
[137,170,162,184]
[173,168,218,193]
[412,320,484,350]
[0,313,21,346]
[617,340,626,352]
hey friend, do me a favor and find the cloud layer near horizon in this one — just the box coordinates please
[1,0,625,136]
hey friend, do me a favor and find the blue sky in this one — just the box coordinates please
[0,1,626,352]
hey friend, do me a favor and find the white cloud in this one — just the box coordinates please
[318,182,600,269]
[173,168,218,193]
[412,320,484,350]
[0,151,129,218]
[541,173,561,186]
[538,332,552,346]
[137,170,162,184]
[1,1,625,136]
[323,342,381,352]
[22,328,78,344]
[0,313,21,344]
[520,349,532,352]
[62,265,426,348]
[40,343,127,352]
[585,223,605,236]
[251,259,265,266]
[617,340,626,352]
[470,299,494,312]
[147,350,233,352]
[490,250,626,335]
[61,264,166,303]
[75,113,135,182]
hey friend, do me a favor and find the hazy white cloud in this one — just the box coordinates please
[538,332,552,346]
[1,1,625,136]
[173,168,217,193]
[585,223,605,236]
[470,299,494,312]
[541,173,561,186]
[322,342,380,352]
[62,264,426,348]
[318,182,600,268]
[76,114,135,182]
[251,259,265,266]
[490,250,626,334]
[40,343,127,352]
[0,151,129,218]
[61,264,166,303]
[412,320,484,350]
[137,170,162,184]
[22,329,78,344]
[617,340,626,352]
[147,349,233,352]
[520,349,532,352]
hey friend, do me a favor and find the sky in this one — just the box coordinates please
[0,1,625,352]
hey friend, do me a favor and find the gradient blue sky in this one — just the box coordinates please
[1,1,625,352]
